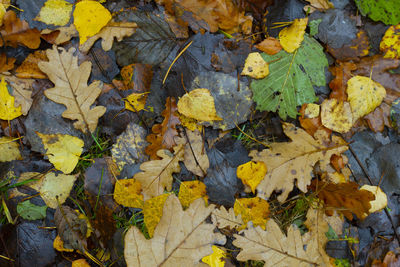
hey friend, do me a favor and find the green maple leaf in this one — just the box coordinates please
[250,35,327,120]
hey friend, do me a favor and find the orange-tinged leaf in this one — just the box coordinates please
[233,197,270,230]
[125,92,148,112]
[237,161,267,193]
[329,61,357,101]
[0,77,22,120]
[16,50,48,79]
[120,63,153,91]
[380,24,400,59]
[360,185,387,213]
[143,193,170,238]
[178,180,208,209]
[53,235,74,252]
[202,245,226,267]
[73,1,112,44]
[255,37,282,55]
[113,179,143,209]
[0,53,15,72]
[299,103,331,137]
[279,17,308,53]
[71,259,90,267]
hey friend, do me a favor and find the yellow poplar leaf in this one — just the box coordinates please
[321,99,353,133]
[360,185,388,213]
[202,245,226,267]
[113,179,143,209]
[347,76,386,121]
[143,193,170,238]
[53,235,74,252]
[233,197,270,230]
[236,161,267,193]
[380,24,400,59]
[0,137,21,162]
[0,77,22,120]
[73,1,112,45]
[125,92,148,112]
[37,132,83,174]
[178,180,208,209]
[177,88,222,122]
[241,52,269,79]
[279,18,308,53]
[35,0,73,26]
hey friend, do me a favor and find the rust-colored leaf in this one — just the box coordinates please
[299,103,331,137]
[255,37,282,55]
[16,50,48,79]
[0,53,15,72]
[329,61,357,101]
[120,63,153,92]
[327,30,370,61]
[145,97,181,159]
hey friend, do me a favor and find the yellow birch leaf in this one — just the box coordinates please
[241,52,269,79]
[320,99,353,133]
[177,88,222,122]
[143,193,170,238]
[113,179,143,209]
[53,235,74,252]
[380,24,400,59]
[125,92,148,112]
[233,197,270,230]
[304,103,320,118]
[73,0,112,45]
[35,0,73,26]
[202,245,226,267]
[39,172,77,209]
[279,18,308,53]
[0,137,21,162]
[236,161,267,193]
[178,180,208,209]
[360,185,388,213]
[347,76,386,121]
[0,77,22,120]
[37,132,83,174]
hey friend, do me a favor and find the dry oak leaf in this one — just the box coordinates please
[211,206,243,230]
[0,11,41,49]
[279,17,308,53]
[146,97,181,160]
[182,129,209,177]
[320,99,353,133]
[134,145,185,200]
[250,123,348,202]
[233,219,324,267]
[0,77,22,120]
[16,50,48,79]
[124,194,226,267]
[233,197,270,230]
[38,46,106,133]
[178,180,208,209]
[0,74,34,116]
[79,20,137,53]
[41,24,78,45]
[0,136,21,162]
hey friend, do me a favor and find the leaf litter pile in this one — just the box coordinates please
[1,0,400,266]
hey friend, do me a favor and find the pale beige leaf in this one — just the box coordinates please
[183,130,209,177]
[124,195,226,267]
[233,219,323,267]
[0,74,33,115]
[38,46,106,133]
[0,136,21,162]
[41,24,78,45]
[211,206,243,230]
[133,145,184,200]
[79,21,137,53]
[250,123,348,202]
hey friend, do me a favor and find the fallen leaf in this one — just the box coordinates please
[0,10,41,49]
[53,235,74,252]
[178,180,208,209]
[15,50,48,79]
[17,200,47,220]
[1,74,34,115]
[125,92,148,112]
[73,0,112,44]
[255,37,282,55]
[0,53,15,72]
[279,18,308,53]
[299,103,331,137]
[241,52,269,79]
[113,179,143,209]
[37,132,83,174]
[380,24,400,59]
[146,97,181,160]
[305,0,334,10]
[360,185,387,213]
[354,0,400,25]
[327,30,370,61]
[120,63,153,92]
[134,145,185,200]
[72,259,90,267]
[236,161,267,193]
[0,77,22,120]
[177,89,223,122]
[329,61,357,101]
[211,206,243,230]
[34,0,73,26]
[124,195,226,266]
[233,197,270,230]
[38,46,106,133]
[0,136,21,162]
[41,24,78,45]
[250,123,348,202]
[320,99,353,133]
[202,246,226,267]
[143,193,170,238]
[347,76,386,121]
[0,1,10,27]
[182,130,209,177]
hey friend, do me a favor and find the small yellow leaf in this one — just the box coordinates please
[237,161,267,193]
[53,235,74,252]
[202,245,226,267]
[233,197,270,230]
[177,88,222,122]
[143,193,170,238]
[72,259,90,267]
[360,185,387,213]
[304,103,320,118]
[125,92,148,112]
[0,137,21,162]
[347,76,386,121]
[0,77,22,120]
[37,133,83,174]
[73,0,112,44]
[35,0,73,26]
[241,52,269,79]
[279,18,308,53]
[320,99,353,133]
[113,179,143,209]
[178,180,208,209]
[380,24,400,59]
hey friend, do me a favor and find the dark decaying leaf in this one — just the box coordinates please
[327,30,370,60]
[120,63,153,92]
[391,98,400,133]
